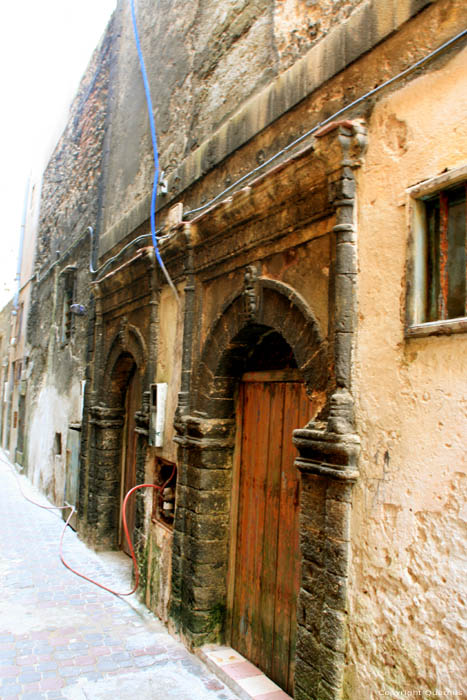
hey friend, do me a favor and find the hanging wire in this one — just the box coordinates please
[129,0,180,302]
[184,27,467,218]
[86,26,467,279]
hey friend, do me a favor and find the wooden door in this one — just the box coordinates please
[120,367,140,555]
[229,369,310,695]
[63,427,81,531]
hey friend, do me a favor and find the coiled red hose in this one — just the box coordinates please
[2,453,175,598]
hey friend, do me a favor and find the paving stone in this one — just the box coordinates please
[0,454,240,700]
[1,688,21,698]
[18,671,42,683]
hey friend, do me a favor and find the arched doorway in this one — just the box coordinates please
[171,282,328,697]
[227,329,311,695]
[104,350,142,554]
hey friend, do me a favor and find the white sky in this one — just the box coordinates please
[0,0,117,310]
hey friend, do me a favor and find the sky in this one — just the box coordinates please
[0,0,117,310]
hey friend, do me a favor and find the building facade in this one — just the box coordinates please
[23,1,466,698]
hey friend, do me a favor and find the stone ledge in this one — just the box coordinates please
[198,646,292,700]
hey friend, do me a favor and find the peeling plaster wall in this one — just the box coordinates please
[273,0,366,71]
[350,44,467,698]
[28,382,84,503]
[141,283,183,621]
[154,284,184,463]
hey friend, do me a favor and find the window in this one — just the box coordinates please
[54,432,62,455]
[406,167,467,337]
[60,267,77,344]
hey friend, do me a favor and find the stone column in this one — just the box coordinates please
[172,415,235,646]
[293,430,359,700]
[292,121,366,700]
[87,405,125,548]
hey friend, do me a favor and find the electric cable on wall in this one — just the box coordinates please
[129,0,180,303]
[87,26,467,280]
[183,27,467,218]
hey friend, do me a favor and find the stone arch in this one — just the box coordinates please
[86,322,148,550]
[193,278,329,418]
[171,278,330,664]
[102,321,147,403]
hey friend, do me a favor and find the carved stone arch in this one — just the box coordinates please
[102,321,148,406]
[84,320,148,550]
[193,278,329,417]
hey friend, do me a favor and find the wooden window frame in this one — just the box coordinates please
[406,165,467,338]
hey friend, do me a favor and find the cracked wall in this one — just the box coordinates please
[99,0,372,241]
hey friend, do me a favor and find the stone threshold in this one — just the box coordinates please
[198,645,292,700]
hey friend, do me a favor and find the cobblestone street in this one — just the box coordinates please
[0,452,239,700]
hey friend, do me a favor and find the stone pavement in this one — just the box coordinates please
[0,451,240,700]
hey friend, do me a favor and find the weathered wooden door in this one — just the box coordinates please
[120,367,140,556]
[229,369,310,695]
[63,427,81,531]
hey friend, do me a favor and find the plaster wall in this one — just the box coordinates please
[350,45,467,697]
[28,381,84,503]
[0,301,13,448]
[155,284,184,463]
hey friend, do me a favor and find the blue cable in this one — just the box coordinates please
[129,0,179,301]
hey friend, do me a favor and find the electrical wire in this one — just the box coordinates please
[91,232,153,279]
[129,0,180,303]
[184,27,467,218]
[1,452,176,598]
[88,26,467,283]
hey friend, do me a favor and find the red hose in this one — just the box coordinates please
[2,453,176,598]
[59,482,167,597]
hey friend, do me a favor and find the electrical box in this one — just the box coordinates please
[149,383,168,447]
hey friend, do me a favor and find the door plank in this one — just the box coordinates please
[258,382,284,676]
[271,382,307,692]
[121,368,140,556]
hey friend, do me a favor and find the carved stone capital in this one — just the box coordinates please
[174,413,235,448]
[89,405,124,428]
[134,410,149,436]
[293,423,360,482]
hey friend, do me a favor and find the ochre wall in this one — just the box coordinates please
[349,44,467,697]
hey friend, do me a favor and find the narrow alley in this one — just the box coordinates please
[0,452,239,700]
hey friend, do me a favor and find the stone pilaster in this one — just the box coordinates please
[172,415,235,646]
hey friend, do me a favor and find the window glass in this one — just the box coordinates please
[422,184,466,322]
